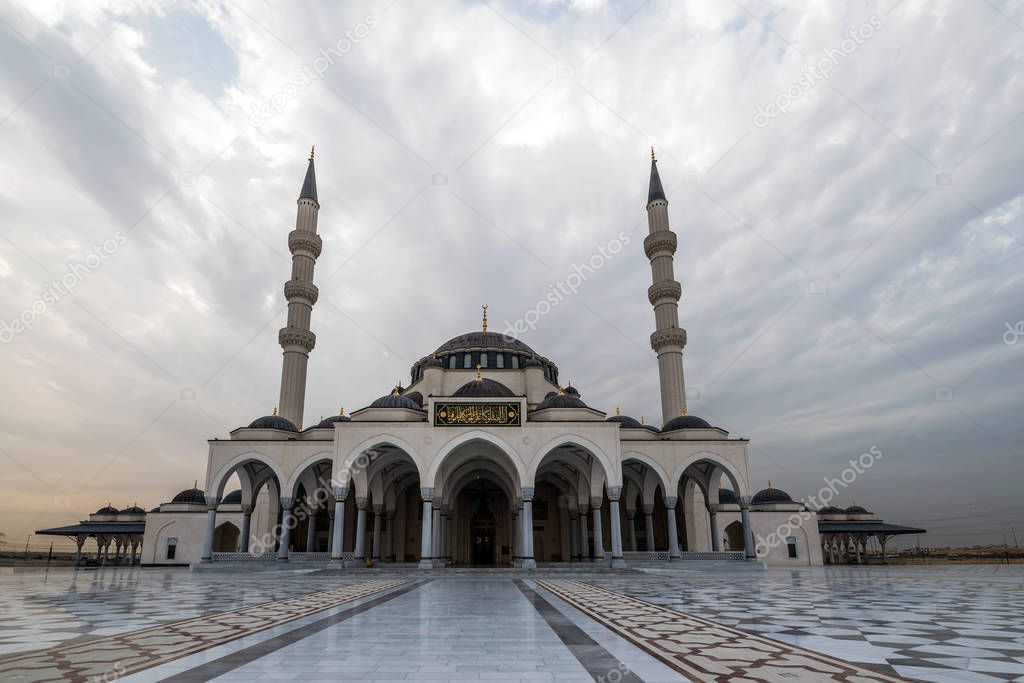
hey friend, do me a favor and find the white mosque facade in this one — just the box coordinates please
[103,152,905,569]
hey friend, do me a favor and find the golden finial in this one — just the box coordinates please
[319,415,323,423]
[558,386,565,396]
[193,480,197,489]
[309,145,315,160]
[272,406,278,416]
[615,406,621,416]
[481,304,488,332]
[650,146,656,161]
[391,385,400,395]
[640,415,645,424]
[768,480,773,489]
[476,363,482,382]
[339,407,345,416]
[681,406,687,416]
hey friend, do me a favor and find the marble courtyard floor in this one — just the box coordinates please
[0,565,1022,682]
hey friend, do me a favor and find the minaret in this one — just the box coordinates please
[644,149,687,425]
[277,147,322,428]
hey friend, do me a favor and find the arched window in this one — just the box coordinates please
[166,538,178,560]
[786,536,798,558]
[511,355,519,369]
[464,353,472,368]
[480,353,488,368]
[496,353,505,368]
[449,356,457,369]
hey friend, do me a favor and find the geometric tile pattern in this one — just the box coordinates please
[0,579,408,683]
[590,570,1024,682]
[538,579,908,682]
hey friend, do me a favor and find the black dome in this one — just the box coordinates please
[434,331,536,356]
[95,505,119,514]
[119,504,145,513]
[718,488,738,505]
[845,505,869,514]
[370,393,422,410]
[222,489,242,504]
[563,385,580,397]
[403,391,424,406]
[607,414,642,429]
[247,414,298,431]
[661,414,713,432]
[752,486,794,504]
[453,378,515,398]
[536,392,587,410]
[171,488,206,504]
[316,413,351,429]
[817,505,843,515]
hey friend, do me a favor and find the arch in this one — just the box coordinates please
[670,452,748,498]
[428,431,525,489]
[208,452,287,502]
[213,521,240,552]
[282,451,334,498]
[724,520,744,551]
[621,452,672,495]
[528,434,618,489]
[338,434,426,487]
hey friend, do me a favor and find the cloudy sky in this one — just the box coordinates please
[1,0,1022,550]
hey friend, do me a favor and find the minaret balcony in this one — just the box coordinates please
[648,280,681,305]
[650,327,687,352]
[288,230,323,258]
[278,326,316,352]
[643,231,677,259]
[284,279,319,305]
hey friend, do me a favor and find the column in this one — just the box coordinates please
[521,488,536,569]
[419,488,433,569]
[512,507,521,564]
[608,487,626,569]
[329,486,347,567]
[740,499,756,559]
[385,510,396,561]
[709,505,721,552]
[354,498,367,561]
[241,506,252,553]
[201,496,220,562]
[130,539,139,565]
[372,505,383,560]
[437,507,447,565]
[665,496,681,559]
[432,507,443,566]
[278,497,294,561]
[643,504,655,551]
[579,506,589,559]
[591,497,604,561]
[305,508,317,552]
[627,510,637,551]
[568,511,578,562]
[74,535,86,567]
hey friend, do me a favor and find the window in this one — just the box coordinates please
[166,538,178,560]
[496,353,504,368]
[511,355,519,369]
[786,536,798,558]
[480,353,488,368]
[464,353,472,368]
[449,356,456,369]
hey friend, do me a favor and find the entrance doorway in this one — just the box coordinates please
[464,481,501,566]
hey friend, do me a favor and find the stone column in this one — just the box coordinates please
[385,510,395,561]
[372,505,383,560]
[74,535,86,567]
[201,496,220,562]
[579,505,589,559]
[607,487,626,568]
[354,498,367,561]
[709,505,721,552]
[591,497,605,561]
[241,506,252,553]
[329,487,347,567]
[643,505,656,552]
[521,487,536,569]
[431,507,442,567]
[511,507,520,563]
[278,497,294,561]
[437,506,447,564]
[419,488,433,569]
[568,510,578,561]
[627,510,637,551]
[130,539,139,565]
[305,509,317,552]
[740,499,756,559]
[665,496,681,559]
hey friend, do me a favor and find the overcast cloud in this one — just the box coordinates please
[0,0,1022,549]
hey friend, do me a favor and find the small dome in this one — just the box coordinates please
[453,378,514,398]
[171,488,206,504]
[369,392,422,410]
[717,488,738,505]
[536,391,587,410]
[752,486,794,505]
[316,411,351,429]
[403,391,424,406]
[661,414,713,432]
[816,505,843,515]
[247,414,298,431]
[845,505,869,514]
[563,385,580,397]
[607,414,643,429]
[119,504,145,513]
[222,490,242,504]
[95,505,119,514]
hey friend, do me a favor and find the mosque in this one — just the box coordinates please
[39,151,924,568]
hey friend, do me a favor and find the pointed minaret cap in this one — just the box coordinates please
[647,147,666,205]
[299,146,318,203]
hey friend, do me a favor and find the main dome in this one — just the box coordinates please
[409,329,559,385]
[435,331,535,355]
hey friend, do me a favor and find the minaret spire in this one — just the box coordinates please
[277,148,323,427]
[643,151,687,425]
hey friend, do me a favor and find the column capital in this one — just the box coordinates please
[664,495,678,509]
[708,503,719,514]
[642,503,654,515]
[240,504,253,515]
[205,496,220,508]
[420,487,434,501]
[280,496,294,510]
[372,503,384,515]
[739,495,751,508]
[590,496,603,510]
[606,485,622,501]
[578,503,589,515]
[355,496,368,510]
[627,509,636,519]
[521,486,535,501]
[385,509,395,520]
[332,485,348,500]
